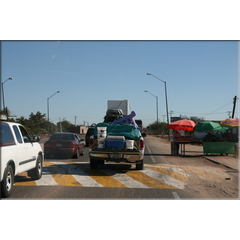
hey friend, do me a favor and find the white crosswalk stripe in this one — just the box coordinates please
[59,162,103,187]
[35,167,58,186]
[17,162,188,189]
[99,168,150,189]
[140,168,186,189]
[144,164,189,176]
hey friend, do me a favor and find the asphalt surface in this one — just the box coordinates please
[3,135,239,199]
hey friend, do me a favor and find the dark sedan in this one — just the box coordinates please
[44,132,84,158]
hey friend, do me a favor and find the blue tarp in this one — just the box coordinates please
[94,123,141,140]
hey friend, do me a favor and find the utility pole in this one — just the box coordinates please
[170,111,173,122]
[162,115,166,122]
[227,111,231,118]
[232,95,237,118]
[59,117,62,132]
[6,107,8,121]
[75,116,77,126]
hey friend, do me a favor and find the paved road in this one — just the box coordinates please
[4,135,239,199]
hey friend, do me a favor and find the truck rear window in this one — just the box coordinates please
[0,123,15,146]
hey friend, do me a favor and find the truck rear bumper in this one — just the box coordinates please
[89,149,144,162]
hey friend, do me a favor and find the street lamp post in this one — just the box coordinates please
[47,91,60,135]
[2,77,13,115]
[145,90,159,137]
[147,73,170,140]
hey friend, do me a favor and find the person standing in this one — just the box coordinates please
[173,129,181,154]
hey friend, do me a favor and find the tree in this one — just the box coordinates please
[29,111,49,134]
[29,111,46,123]
[16,116,28,125]
[3,109,58,135]
[48,122,58,135]
[16,112,51,135]
[147,121,169,135]
[57,119,75,132]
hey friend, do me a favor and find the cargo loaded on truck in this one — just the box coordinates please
[89,110,146,170]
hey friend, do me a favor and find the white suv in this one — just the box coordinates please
[1,122,44,198]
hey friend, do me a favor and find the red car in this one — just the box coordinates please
[44,132,84,158]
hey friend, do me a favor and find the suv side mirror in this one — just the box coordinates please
[142,133,146,138]
[32,136,40,142]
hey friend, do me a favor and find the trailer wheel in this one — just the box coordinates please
[90,158,98,169]
[136,160,144,170]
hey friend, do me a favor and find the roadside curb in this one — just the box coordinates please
[203,155,239,171]
[149,135,239,171]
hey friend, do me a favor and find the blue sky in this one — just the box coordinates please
[1,41,239,127]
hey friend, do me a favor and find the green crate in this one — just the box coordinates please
[203,142,235,154]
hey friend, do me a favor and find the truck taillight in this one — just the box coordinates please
[140,139,144,150]
[89,137,93,147]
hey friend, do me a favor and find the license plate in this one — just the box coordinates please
[110,154,122,159]
[56,144,62,147]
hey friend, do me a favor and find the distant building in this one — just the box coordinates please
[66,126,88,134]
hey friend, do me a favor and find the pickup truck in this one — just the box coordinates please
[89,122,145,170]
[1,121,44,198]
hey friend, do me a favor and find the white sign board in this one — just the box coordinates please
[107,100,130,115]
[0,114,7,120]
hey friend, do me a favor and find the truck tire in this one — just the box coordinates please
[136,160,144,170]
[98,160,104,165]
[28,155,43,180]
[1,164,14,198]
[90,158,98,169]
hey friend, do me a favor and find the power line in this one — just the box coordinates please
[172,99,233,117]
[172,111,229,115]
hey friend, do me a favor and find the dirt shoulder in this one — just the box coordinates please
[145,135,239,199]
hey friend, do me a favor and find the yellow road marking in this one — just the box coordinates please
[179,167,222,180]
[125,171,178,189]
[15,162,195,189]
[67,163,127,188]
[14,172,37,186]
[151,164,222,181]
[146,166,188,183]
[44,161,82,187]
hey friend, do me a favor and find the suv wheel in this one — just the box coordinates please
[28,155,43,180]
[1,164,14,198]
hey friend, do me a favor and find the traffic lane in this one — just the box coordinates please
[42,135,88,163]
[43,138,164,165]
[144,136,169,165]
[44,154,87,162]
[6,186,191,199]
[39,135,85,147]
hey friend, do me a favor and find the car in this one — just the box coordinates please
[85,126,95,147]
[44,132,84,158]
[1,121,43,198]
